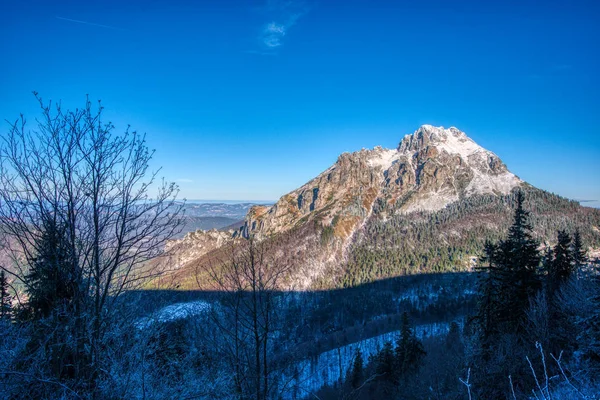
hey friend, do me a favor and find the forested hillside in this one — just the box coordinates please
[342,187,600,287]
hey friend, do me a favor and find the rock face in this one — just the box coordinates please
[165,229,234,269]
[241,125,522,240]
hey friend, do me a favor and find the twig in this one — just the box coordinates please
[459,368,472,400]
[536,342,552,399]
[550,352,586,399]
[509,375,517,400]
[526,354,547,400]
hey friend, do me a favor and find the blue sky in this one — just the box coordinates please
[1,0,599,205]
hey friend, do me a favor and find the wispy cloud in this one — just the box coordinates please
[56,16,124,31]
[176,178,194,183]
[262,22,287,48]
[253,0,310,52]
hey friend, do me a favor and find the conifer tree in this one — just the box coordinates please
[375,341,396,381]
[548,230,574,293]
[445,321,463,352]
[542,246,554,294]
[25,219,78,319]
[394,312,426,378]
[371,341,399,398]
[542,246,554,275]
[572,229,587,269]
[495,191,541,333]
[349,348,364,389]
[0,270,12,320]
[474,241,500,340]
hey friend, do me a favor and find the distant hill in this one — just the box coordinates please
[170,202,272,238]
[174,216,241,238]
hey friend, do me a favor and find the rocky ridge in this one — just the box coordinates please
[240,125,522,241]
[165,228,234,269]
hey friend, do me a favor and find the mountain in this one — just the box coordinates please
[168,125,600,290]
[240,125,521,240]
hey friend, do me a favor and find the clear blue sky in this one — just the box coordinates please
[1,0,599,205]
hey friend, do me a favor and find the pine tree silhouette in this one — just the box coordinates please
[0,270,12,320]
[349,347,364,389]
[494,191,541,333]
[25,219,77,319]
[547,230,574,294]
[572,229,587,269]
[394,312,426,378]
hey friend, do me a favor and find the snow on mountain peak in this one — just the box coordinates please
[398,125,485,159]
[367,125,522,211]
[367,146,398,170]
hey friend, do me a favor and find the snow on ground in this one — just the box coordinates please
[283,321,454,398]
[135,300,211,329]
[401,190,460,213]
[466,170,520,196]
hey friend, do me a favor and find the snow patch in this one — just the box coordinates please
[135,300,211,329]
[367,148,399,171]
[282,322,454,397]
[401,125,490,164]
[466,170,521,195]
[401,190,460,213]
[433,128,486,161]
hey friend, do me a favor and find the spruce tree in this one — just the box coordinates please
[19,219,86,381]
[372,341,398,398]
[0,270,12,320]
[548,230,574,292]
[25,219,77,319]
[542,246,554,275]
[350,348,364,389]
[496,191,541,333]
[394,312,426,378]
[572,229,587,269]
[445,321,463,353]
[470,192,543,397]
[375,341,396,381]
[475,241,500,340]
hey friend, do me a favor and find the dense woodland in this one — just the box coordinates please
[343,188,600,287]
[1,98,599,399]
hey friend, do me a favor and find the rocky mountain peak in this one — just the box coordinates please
[239,125,523,251]
[399,125,478,156]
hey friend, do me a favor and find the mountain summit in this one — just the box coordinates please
[242,125,522,239]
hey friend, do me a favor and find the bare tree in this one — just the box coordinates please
[0,93,183,388]
[204,236,294,400]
